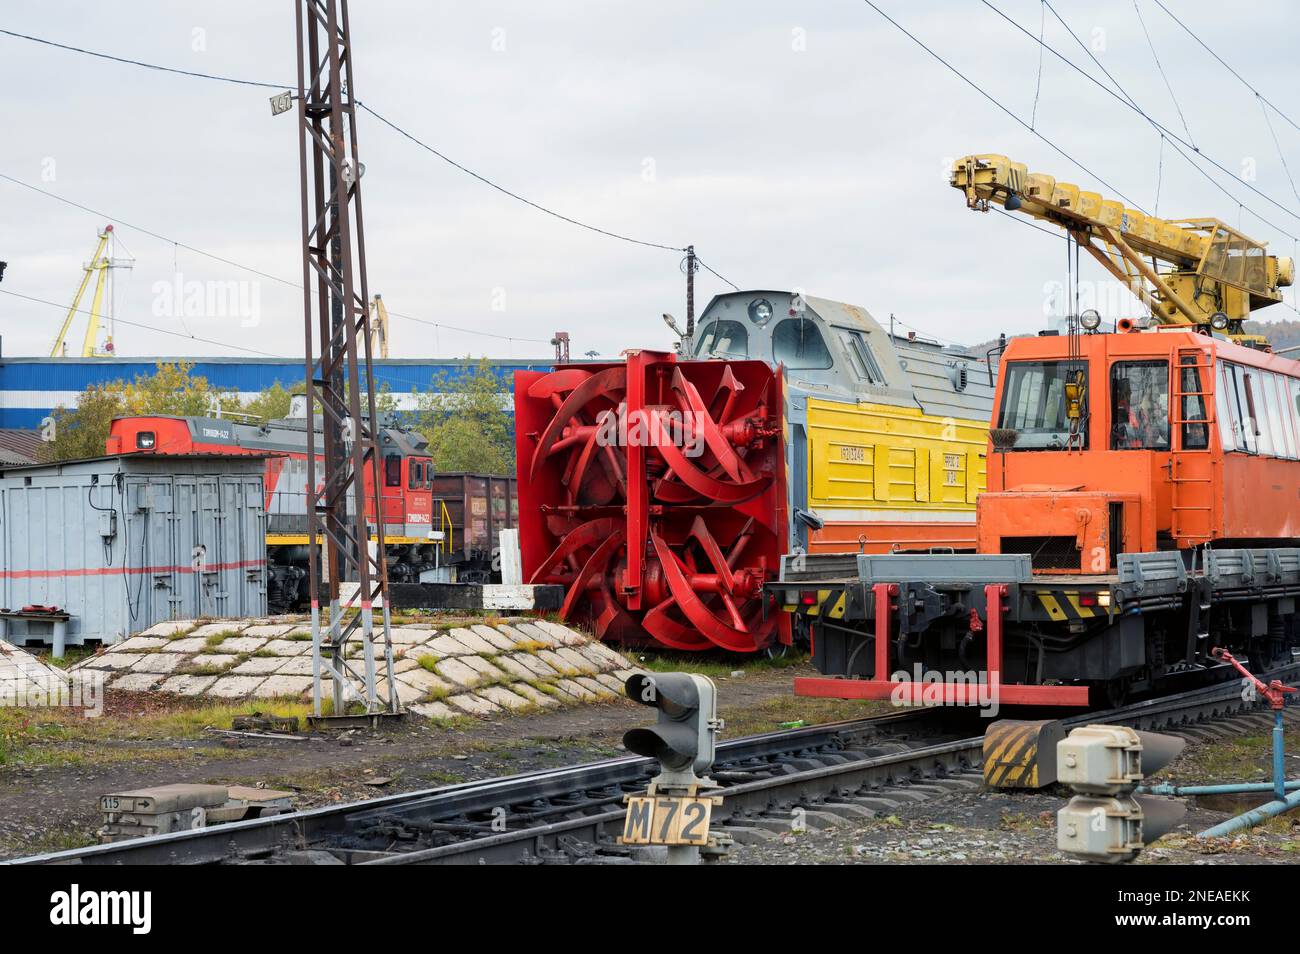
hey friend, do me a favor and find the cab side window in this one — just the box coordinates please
[1110,361,1170,450]
[384,454,402,488]
[409,459,423,490]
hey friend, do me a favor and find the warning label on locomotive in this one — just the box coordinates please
[839,445,866,463]
[620,795,712,846]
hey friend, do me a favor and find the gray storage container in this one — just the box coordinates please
[0,454,267,647]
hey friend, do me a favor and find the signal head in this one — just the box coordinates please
[623,672,720,777]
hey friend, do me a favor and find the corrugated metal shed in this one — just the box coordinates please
[0,453,268,647]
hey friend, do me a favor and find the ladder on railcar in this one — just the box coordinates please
[1170,349,1217,546]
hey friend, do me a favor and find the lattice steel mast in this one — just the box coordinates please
[294,0,396,717]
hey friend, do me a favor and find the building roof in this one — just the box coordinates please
[0,428,42,465]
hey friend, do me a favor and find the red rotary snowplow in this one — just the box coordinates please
[515,350,789,652]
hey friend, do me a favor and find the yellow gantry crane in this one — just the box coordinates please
[951,154,1295,347]
[50,223,133,357]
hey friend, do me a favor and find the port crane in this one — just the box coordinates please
[49,224,133,357]
[951,154,1294,347]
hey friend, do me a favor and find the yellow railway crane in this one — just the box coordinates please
[49,224,132,357]
[951,154,1294,347]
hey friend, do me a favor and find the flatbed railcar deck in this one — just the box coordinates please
[771,547,1300,707]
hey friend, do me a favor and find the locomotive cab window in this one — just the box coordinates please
[997,361,1088,450]
[1110,361,1170,451]
[385,454,402,488]
[696,319,748,359]
[771,318,832,370]
[409,459,424,490]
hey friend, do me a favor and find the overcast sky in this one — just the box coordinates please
[2,0,1298,363]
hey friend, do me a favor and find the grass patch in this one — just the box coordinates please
[419,685,452,704]
[719,693,887,738]
[0,698,318,768]
[417,655,439,673]
[204,631,239,649]
[632,649,809,680]
[251,649,278,658]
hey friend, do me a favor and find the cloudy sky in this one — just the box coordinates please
[2,0,1298,362]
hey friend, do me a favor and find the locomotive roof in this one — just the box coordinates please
[111,414,429,455]
[697,290,995,421]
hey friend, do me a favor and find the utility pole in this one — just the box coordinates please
[684,245,697,340]
[294,0,396,719]
[551,331,570,363]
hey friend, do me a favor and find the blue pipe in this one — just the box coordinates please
[1195,710,1296,838]
[1141,780,1300,796]
[1273,710,1287,801]
[1198,788,1300,838]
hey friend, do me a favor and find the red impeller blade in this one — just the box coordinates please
[529,366,627,481]
[650,529,767,653]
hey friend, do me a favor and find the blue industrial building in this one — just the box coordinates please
[0,356,551,429]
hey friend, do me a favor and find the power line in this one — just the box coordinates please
[358,103,686,253]
[0,28,283,88]
[858,0,1147,211]
[979,0,1300,239]
[1030,0,1046,128]
[1,29,745,283]
[0,287,287,357]
[0,171,555,344]
[1131,0,1195,148]
[695,257,739,292]
[1150,0,1300,136]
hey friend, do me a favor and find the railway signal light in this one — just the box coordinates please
[1056,724,1186,864]
[623,672,722,784]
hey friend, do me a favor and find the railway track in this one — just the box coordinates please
[14,662,1299,866]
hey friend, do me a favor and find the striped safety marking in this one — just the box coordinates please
[782,588,847,618]
[1034,590,1099,620]
[983,721,1045,788]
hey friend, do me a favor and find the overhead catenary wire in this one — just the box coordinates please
[1131,0,1196,148]
[0,287,287,357]
[0,171,554,346]
[858,0,1146,211]
[1149,0,1300,137]
[981,0,1300,239]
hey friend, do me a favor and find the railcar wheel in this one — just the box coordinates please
[1088,677,1130,710]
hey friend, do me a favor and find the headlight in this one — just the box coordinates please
[136,431,156,449]
[1210,312,1230,330]
[748,298,774,326]
[1080,309,1102,331]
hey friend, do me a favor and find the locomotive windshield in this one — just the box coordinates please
[997,361,1088,449]
[697,319,749,358]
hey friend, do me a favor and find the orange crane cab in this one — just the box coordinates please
[981,324,1300,572]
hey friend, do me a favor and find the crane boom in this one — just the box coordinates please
[951,154,1294,345]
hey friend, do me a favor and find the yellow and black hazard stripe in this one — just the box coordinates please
[781,587,848,619]
[1027,588,1109,622]
[982,719,1065,788]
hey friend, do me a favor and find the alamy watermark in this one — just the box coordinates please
[594,405,706,457]
[151,272,261,328]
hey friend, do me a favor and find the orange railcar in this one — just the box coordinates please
[981,325,1300,568]
[780,324,1300,707]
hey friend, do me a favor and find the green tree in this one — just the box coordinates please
[40,384,125,462]
[41,362,260,462]
[242,380,294,423]
[414,358,514,473]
